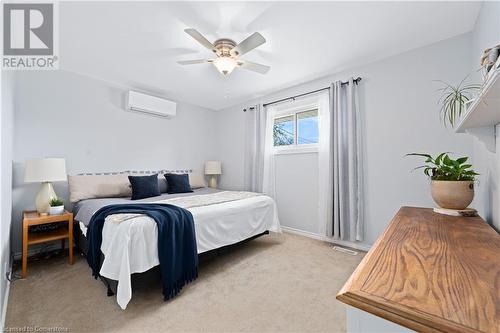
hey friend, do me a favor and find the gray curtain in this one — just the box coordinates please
[331,78,363,241]
[243,104,266,192]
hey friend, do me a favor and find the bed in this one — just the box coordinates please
[73,187,281,309]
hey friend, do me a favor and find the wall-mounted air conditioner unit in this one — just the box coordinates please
[127,91,177,118]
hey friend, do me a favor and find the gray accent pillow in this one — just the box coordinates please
[68,174,132,202]
[158,178,168,193]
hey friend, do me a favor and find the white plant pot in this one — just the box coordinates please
[49,205,64,215]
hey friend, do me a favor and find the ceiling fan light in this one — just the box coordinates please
[213,57,237,76]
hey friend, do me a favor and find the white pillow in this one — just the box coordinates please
[68,174,132,202]
[188,172,207,189]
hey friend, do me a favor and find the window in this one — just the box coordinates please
[273,108,319,149]
[297,109,319,144]
[273,115,295,146]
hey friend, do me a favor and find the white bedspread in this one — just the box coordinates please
[81,192,281,309]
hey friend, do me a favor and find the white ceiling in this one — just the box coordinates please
[60,1,481,110]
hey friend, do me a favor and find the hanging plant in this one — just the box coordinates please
[436,76,481,127]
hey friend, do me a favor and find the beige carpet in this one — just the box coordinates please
[5,233,363,333]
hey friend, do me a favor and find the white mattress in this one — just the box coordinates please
[80,194,281,309]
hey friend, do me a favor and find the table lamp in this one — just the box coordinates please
[205,161,222,188]
[24,158,67,215]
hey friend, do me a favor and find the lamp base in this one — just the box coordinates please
[208,176,218,189]
[35,182,57,214]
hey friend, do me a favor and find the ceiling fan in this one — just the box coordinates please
[178,28,270,76]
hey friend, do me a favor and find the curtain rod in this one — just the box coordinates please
[260,77,362,108]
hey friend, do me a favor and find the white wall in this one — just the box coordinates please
[216,33,474,246]
[469,1,500,231]
[10,70,218,253]
[275,153,319,234]
[1,71,15,327]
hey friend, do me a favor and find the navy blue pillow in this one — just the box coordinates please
[128,174,161,200]
[164,173,193,194]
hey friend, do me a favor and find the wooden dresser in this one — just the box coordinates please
[337,206,500,333]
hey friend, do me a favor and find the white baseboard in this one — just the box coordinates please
[281,226,325,240]
[281,226,371,252]
[1,268,11,330]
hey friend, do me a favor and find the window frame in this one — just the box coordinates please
[272,102,319,155]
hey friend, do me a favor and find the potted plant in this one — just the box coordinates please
[407,152,479,210]
[49,197,65,215]
[436,77,481,127]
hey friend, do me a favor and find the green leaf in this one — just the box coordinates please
[406,153,432,159]
[435,153,446,165]
[424,167,434,177]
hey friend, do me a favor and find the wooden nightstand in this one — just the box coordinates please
[22,210,74,278]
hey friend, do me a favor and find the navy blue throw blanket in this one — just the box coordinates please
[87,204,198,300]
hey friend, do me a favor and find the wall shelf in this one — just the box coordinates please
[455,59,500,152]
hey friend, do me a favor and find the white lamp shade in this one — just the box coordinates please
[24,158,67,183]
[205,161,222,175]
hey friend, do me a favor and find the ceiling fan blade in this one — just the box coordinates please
[184,28,216,52]
[238,60,270,74]
[231,32,266,56]
[177,59,212,65]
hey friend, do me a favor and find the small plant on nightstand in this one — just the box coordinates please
[49,197,65,215]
